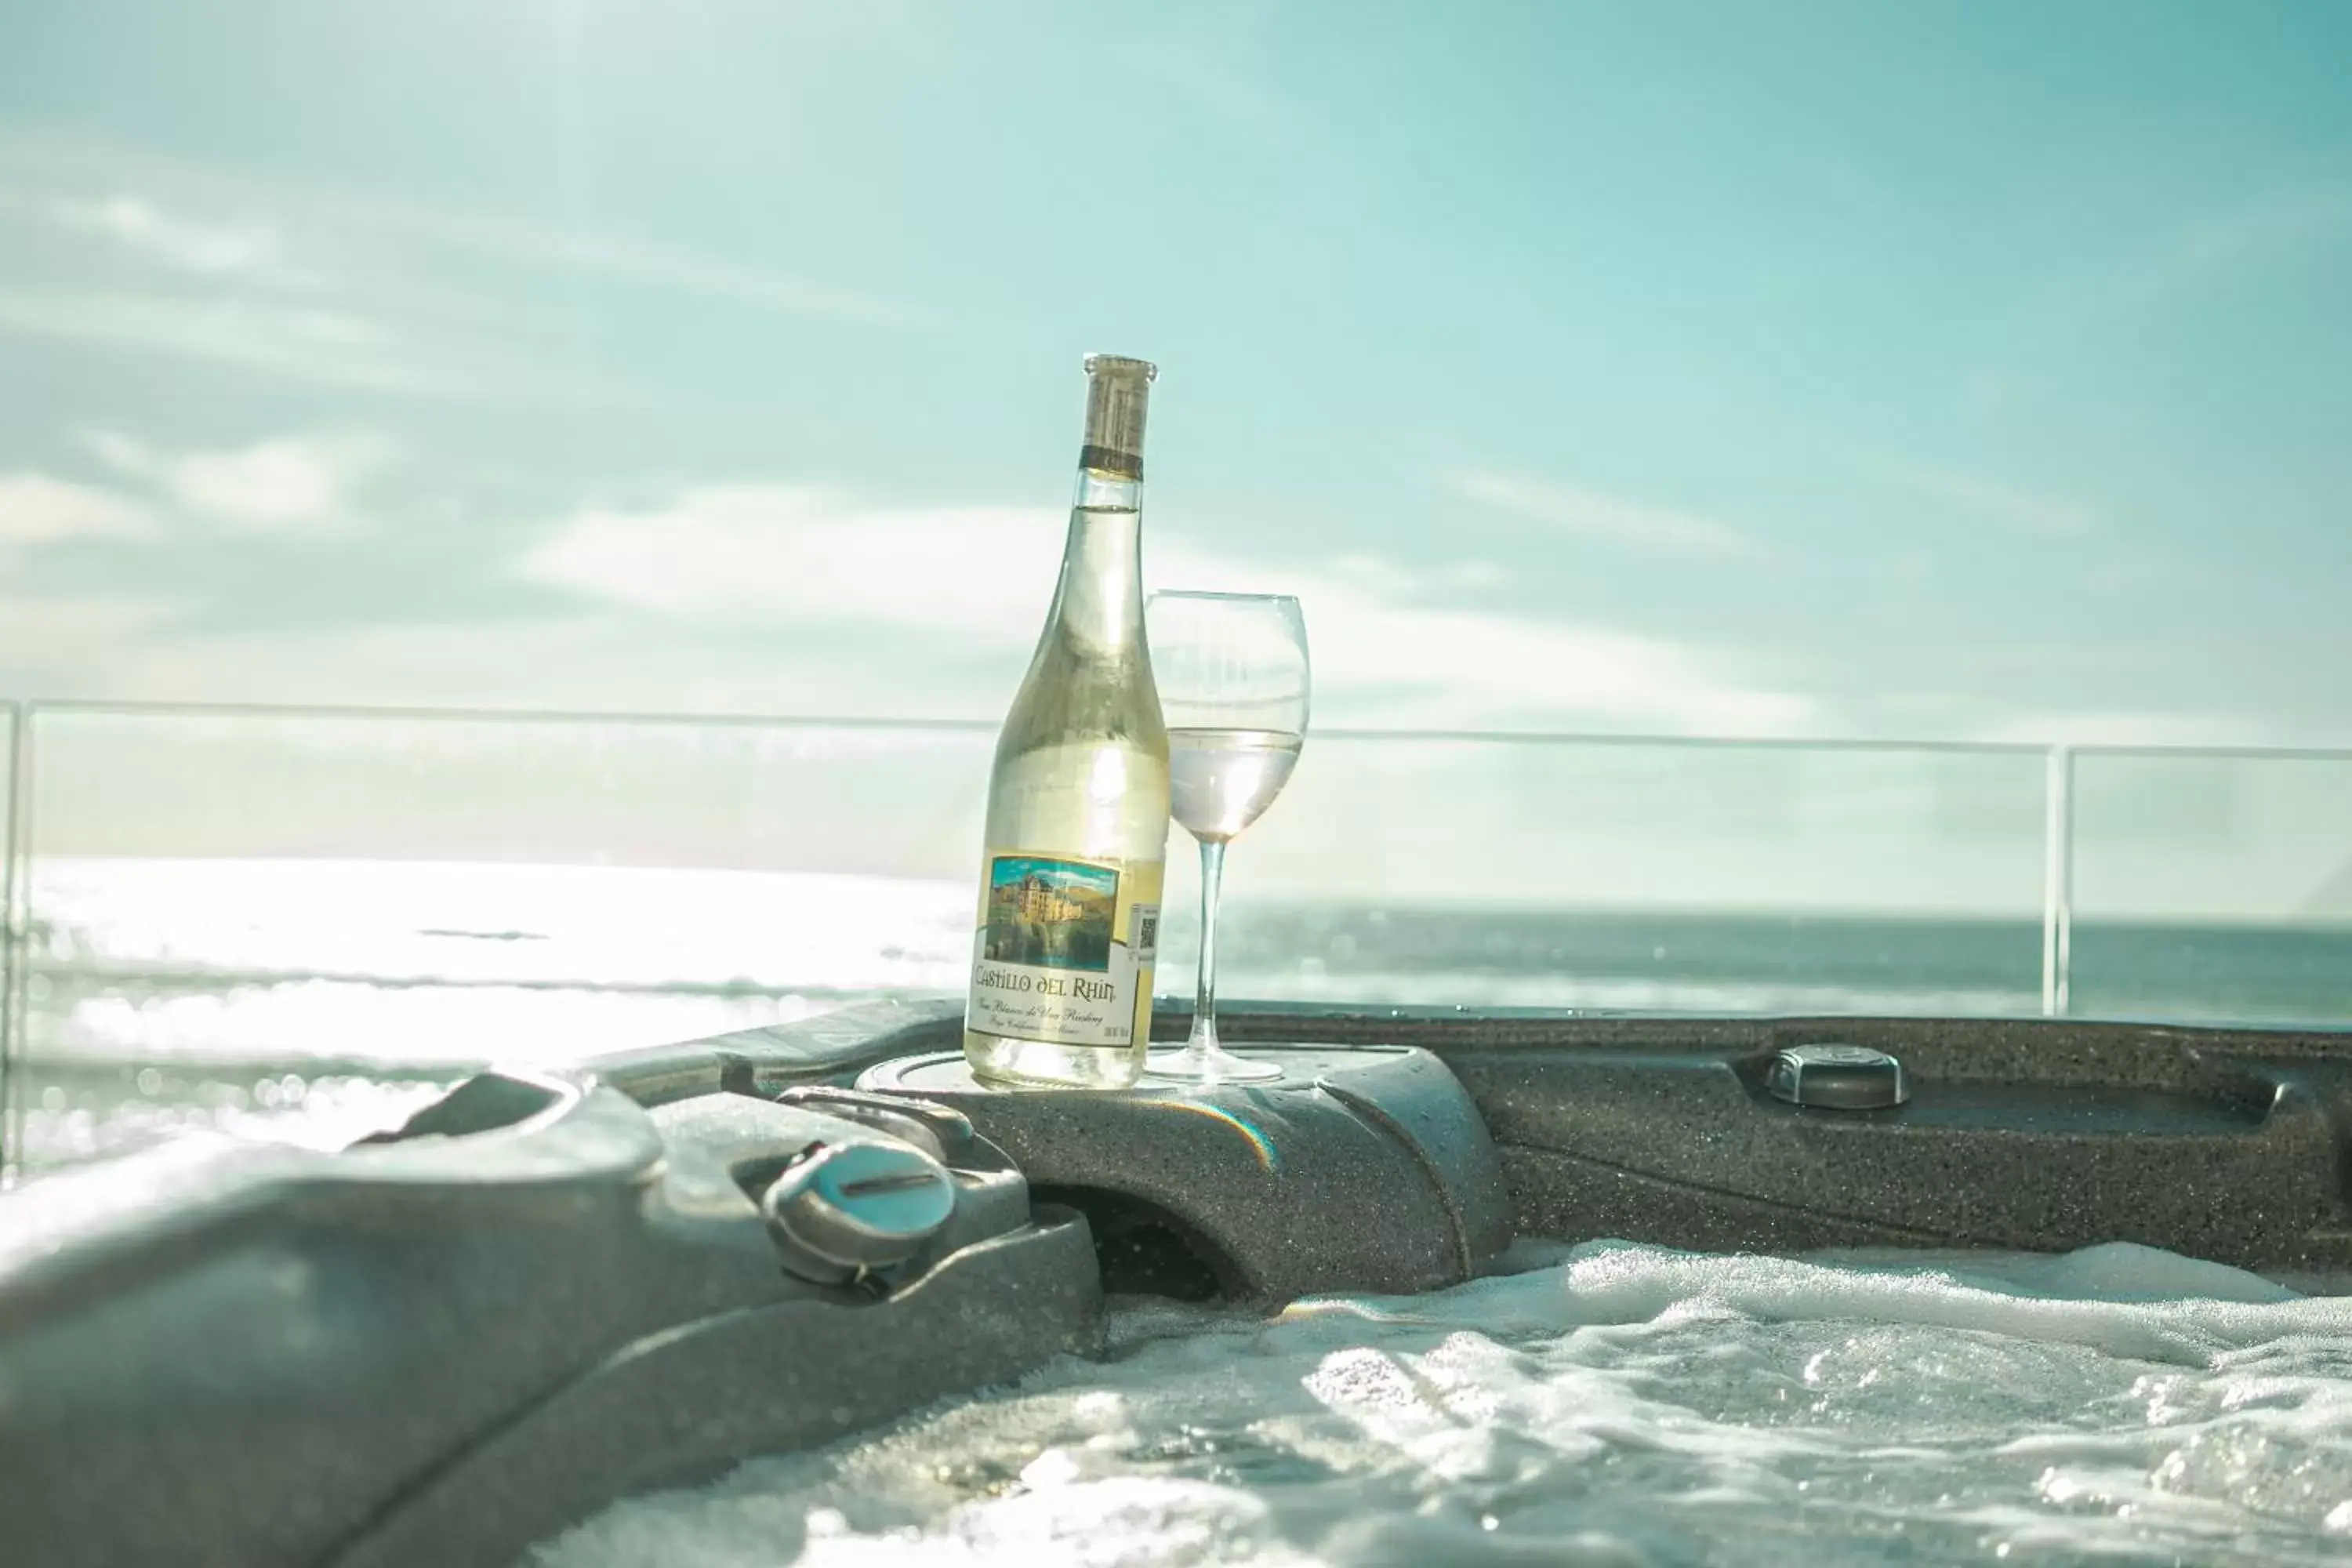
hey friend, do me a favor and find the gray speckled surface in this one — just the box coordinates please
[612,1001,2352,1269]
[0,1066,1100,1568]
[1431,1019,2352,1269]
[858,1044,1513,1301]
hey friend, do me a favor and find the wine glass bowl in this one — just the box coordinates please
[1144,591,1309,1083]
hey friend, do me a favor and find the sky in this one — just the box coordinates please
[2,0,2349,747]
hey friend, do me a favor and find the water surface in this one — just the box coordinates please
[532,1241,2352,1567]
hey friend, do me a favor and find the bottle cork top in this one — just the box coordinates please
[1080,354,1156,480]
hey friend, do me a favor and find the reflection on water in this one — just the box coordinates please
[16,1062,459,1169]
[533,1241,2352,1567]
[24,858,976,1011]
[9,858,967,1169]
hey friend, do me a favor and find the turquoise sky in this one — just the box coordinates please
[2,1,2348,745]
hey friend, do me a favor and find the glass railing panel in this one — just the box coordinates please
[1159,735,2051,1015]
[54,704,2348,1171]
[2071,751,2352,1025]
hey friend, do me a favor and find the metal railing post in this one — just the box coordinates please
[1,701,26,1184]
[2042,744,2074,1017]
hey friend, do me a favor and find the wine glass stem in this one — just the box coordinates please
[1187,837,1226,1060]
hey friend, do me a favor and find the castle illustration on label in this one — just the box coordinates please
[982,855,1120,972]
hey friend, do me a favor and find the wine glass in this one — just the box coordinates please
[1145,590,1309,1083]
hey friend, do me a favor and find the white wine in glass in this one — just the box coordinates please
[1145,591,1310,1083]
[1169,728,1302,842]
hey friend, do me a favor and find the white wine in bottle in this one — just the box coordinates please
[963,354,1171,1088]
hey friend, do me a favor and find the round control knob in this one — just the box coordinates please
[1766,1044,1908,1110]
[760,1140,957,1284]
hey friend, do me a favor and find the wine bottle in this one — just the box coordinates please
[963,354,1171,1088]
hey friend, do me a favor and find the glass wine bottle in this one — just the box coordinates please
[962,354,1171,1089]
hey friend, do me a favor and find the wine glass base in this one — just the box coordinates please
[1144,1047,1285,1083]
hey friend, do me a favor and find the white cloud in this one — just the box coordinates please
[51,194,282,277]
[0,472,151,548]
[0,284,580,401]
[1152,546,1816,734]
[1447,470,1762,558]
[0,590,186,699]
[389,207,920,328]
[1320,554,1506,599]
[522,483,1818,736]
[522,485,1060,643]
[87,429,398,532]
[1881,461,2094,538]
[0,131,918,404]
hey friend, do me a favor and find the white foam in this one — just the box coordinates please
[529,1241,2352,1566]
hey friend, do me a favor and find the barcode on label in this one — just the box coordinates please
[1134,910,1159,959]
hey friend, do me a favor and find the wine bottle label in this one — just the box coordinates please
[966,849,1161,1049]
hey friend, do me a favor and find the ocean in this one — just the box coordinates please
[7,856,2350,1171]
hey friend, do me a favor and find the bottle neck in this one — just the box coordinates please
[1050,466,1145,654]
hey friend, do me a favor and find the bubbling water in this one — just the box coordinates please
[529,1240,2352,1566]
